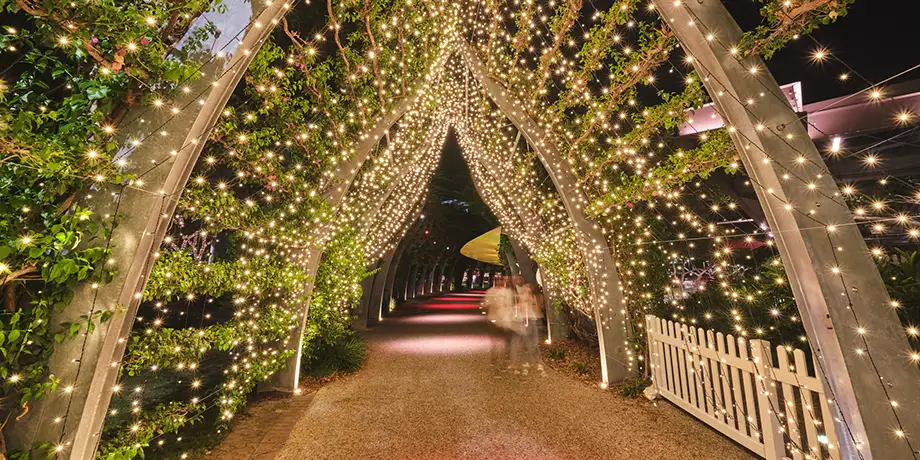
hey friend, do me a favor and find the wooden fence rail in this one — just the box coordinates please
[644,315,841,460]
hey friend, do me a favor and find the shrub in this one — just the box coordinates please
[617,377,652,398]
[303,332,368,377]
[546,347,568,360]
[571,361,590,375]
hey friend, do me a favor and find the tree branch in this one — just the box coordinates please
[0,265,37,287]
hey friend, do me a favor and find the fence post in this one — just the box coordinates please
[644,316,660,399]
[750,339,785,460]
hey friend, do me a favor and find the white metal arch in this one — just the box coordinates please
[14,2,919,459]
[652,1,920,457]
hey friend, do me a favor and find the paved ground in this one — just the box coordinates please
[208,392,315,459]
[275,292,756,460]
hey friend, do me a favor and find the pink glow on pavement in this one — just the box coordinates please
[427,296,482,303]
[398,313,484,325]
[377,334,492,355]
[419,302,481,311]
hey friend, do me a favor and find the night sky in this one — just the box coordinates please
[425,128,496,228]
[430,129,479,204]
[732,0,920,103]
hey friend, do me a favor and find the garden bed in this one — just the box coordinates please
[541,339,650,397]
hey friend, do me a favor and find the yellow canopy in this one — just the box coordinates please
[460,227,503,266]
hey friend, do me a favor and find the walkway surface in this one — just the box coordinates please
[275,292,756,460]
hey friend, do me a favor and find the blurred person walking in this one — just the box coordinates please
[513,276,546,377]
[483,276,516,372]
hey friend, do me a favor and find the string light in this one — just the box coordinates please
[4,0,919,458]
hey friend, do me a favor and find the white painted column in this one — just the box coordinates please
[367,246,398,323]
[382,245,406,311]
[352,259,381,331]
[406,264,418,299]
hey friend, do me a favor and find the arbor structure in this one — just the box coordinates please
[2,0,919,459]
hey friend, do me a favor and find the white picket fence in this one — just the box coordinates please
[645,315,841,460]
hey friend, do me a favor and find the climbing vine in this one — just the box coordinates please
[4,0,917,457]
[0,0,219,453]
[90,1,453,457]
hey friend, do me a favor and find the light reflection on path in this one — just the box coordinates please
[376,292,492,355]
[275,291,757,460]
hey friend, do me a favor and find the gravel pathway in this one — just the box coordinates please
[276,292,756,460]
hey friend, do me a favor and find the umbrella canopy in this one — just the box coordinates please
[460,227,503,266]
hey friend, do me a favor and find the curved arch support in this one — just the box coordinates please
[353,126,448,329]
[367,246,398,324]
[652,1,920,457]
[460,44,632,383]
[382,244,407,311]
[406,265,419,299]
[415,265,427,297]
[426,259,441,294]
[5,2,291,456]
[435,262,448,294]
[353,259,382,331]
[458,131,568,343]
[510,238,567,342]
[264,76,438,392]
